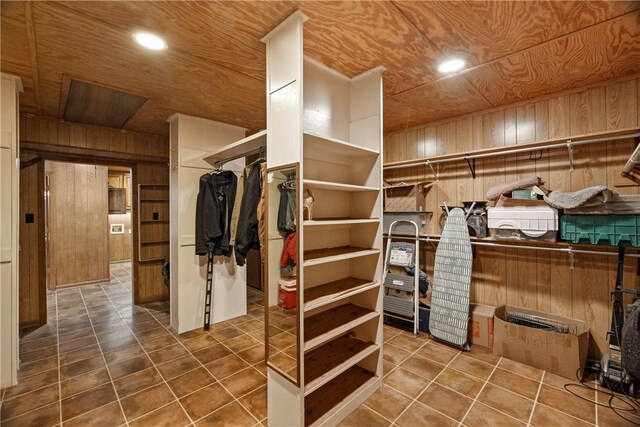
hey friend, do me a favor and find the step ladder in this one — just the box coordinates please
[382,220,420,335]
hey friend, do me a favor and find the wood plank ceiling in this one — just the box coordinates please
[1,1,639,137]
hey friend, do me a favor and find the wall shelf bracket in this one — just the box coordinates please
[427,160,439,181]
[567,140,574,172]
[568,246,575,270]
[465,156,476,179]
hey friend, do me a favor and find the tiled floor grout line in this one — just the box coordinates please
[458,357,501,426]
[142,295,264,425]
[391,342,463,426]
[526,371,545,426]
[76,284,130,427]
[366,334,457,425]
[103,267,199,426]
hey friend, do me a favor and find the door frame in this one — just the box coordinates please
[19,152,139,328]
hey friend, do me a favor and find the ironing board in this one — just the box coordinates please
[429,207,473,349]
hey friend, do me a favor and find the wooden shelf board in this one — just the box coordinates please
[304,277,378,312]
[140,220,169,224]
[305,365,377,426]
[303,246,379,267]
[383,126,640,168]
[140,199,169,202]
[203,130,266,166]
[304,218,379,227]
[304,132,378,160]
[383,181,433,189]
[140,240,169,245]
[304,303,378,351]
[303,179,378,192]
[304,335,378,395]
[411,233,640,253]
[139,257,166,263]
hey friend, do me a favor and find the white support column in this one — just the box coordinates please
[168,114,248,334]
[0,73,22,388]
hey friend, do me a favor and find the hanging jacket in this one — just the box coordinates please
[229,168,246,247]
[277,186,296,233]
[280,232,297,277]
[195,170,237,256]
[235,159,266,266]
[257,162,267,262]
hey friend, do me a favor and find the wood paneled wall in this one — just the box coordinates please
[18,150,45,328]
[384,75,640,358]
[108,213,132,262]
[18,114,169,326]
[45,161,109,288]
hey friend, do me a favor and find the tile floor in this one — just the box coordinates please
[1,261,638,426]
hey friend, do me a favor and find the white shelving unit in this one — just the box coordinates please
[262,11,384,427]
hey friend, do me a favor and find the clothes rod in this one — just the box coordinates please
[383,131,640,171]
[384,234,640,258]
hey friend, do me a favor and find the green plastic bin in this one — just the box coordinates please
[560,215,640,247]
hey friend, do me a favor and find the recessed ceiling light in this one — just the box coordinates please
[438,58,465,74]
[133,32,167,51]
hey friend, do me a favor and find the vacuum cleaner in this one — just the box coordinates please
[599,246,640,396]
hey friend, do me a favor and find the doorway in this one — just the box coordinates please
[44,161,133,291]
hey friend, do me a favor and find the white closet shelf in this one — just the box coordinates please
[304,335,378,395]
[303,246,380,267]
[305,365,378,427]
[304,278,378,312]
[303,218,379,227]
[303,132,378,160]
[304,303,378,352]
[303,179,379,192]
[203,130,266,166]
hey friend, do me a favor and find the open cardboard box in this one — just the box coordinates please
[469,304,495,348]
[493,305,589,380]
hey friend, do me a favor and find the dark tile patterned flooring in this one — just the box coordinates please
[1,261,638,426]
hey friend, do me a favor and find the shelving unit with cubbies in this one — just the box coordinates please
[137,184,169,262]
[262,10,384,427]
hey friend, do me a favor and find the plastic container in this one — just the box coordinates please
[487,206,558,242]
[511,188,537,200]
[561,215,640,246]
[278,278,297,310]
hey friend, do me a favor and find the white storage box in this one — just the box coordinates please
[487,206,558,241]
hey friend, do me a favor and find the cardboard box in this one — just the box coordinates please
[468,304,495,348]
[493,305,589,380]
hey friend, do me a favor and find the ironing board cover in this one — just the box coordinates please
[429,207,472,348]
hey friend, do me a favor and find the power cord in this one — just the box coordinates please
[562,367,639,426]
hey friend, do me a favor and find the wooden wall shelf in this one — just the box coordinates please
[138,184,169,263]
[304,278,378,312]
[383,126,640,170]
[304,365,377,427]
[303,246,379,267]
[303,179,379,192]
[304,335,378,395]
[304,304,378,351]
